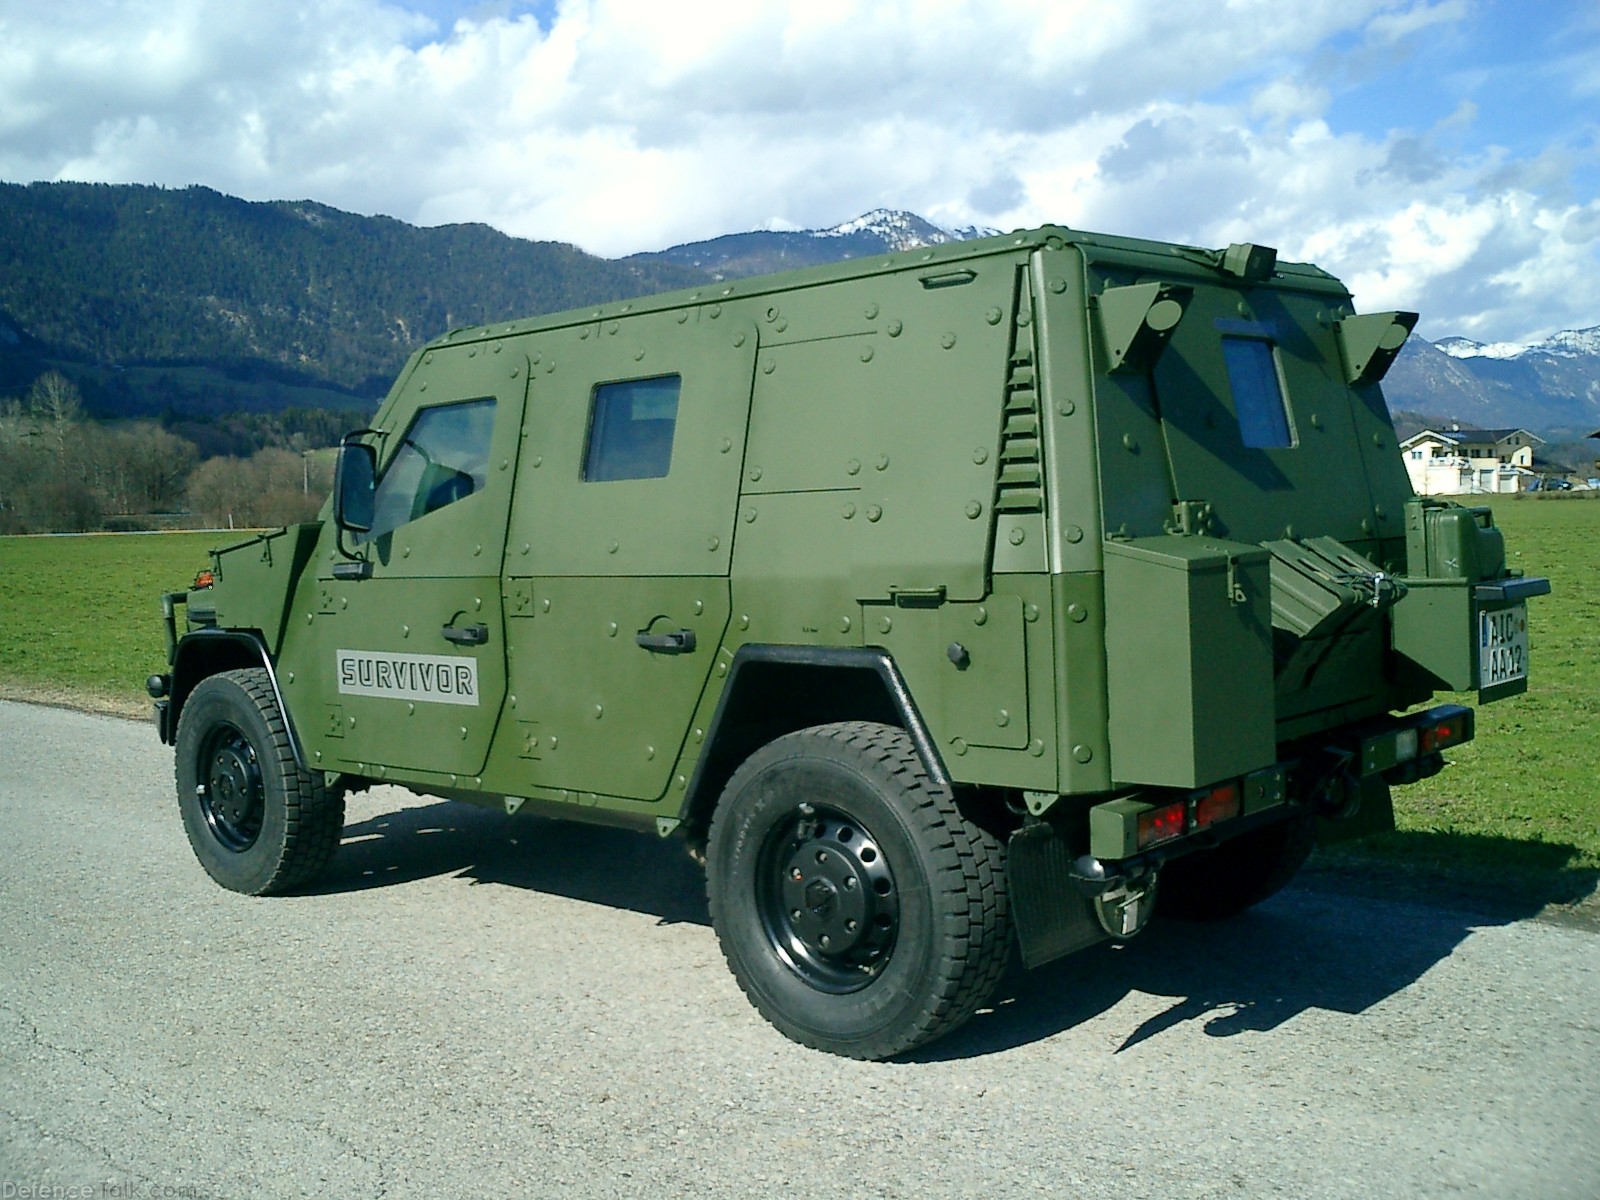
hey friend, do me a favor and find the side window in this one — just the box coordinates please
[367,397,496,539]
[1221,336,1295,449]
[583,375,681,482]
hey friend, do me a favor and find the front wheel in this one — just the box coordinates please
[705,722,1010,1060]
[175,668,344,895]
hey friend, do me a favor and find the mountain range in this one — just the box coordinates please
[1,183,1595,455]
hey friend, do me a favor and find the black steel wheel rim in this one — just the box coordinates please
[755,802,899,994]
[198,722,265,853]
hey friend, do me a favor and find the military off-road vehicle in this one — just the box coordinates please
[151,224,1548,1059]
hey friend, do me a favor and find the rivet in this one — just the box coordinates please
[865,303,880,319]
[1360,518,1373,533]
[717,662,728,676]
[1066,525,1085,544]
[838,616,852,633]
[748,466,764,482]
[406,702,414,715]
[419,382,428,392]
[965,501,983,519]
[951,738,969,757]
[985,307,1002,325]
[1310,413,1323,430]
[878,615,893,633]
[973,449,989,465]
[1284,525,1296,538]
[738,614,750,630]
[720,438,733,453]
[608,541,619,554]
[521,543,530,554]
[1068,603,1088,623]
[1025,604,1040,622]
[1060,400,1076,416]
[646,745,656,759]
[549,736,558,749]
[1072,744,1093,763]
[609,320,620,335]
[860,346,874,363]
[473,544,482,556]
[532,454,543,468]
[542,598,552,612]
[941,332,957,349]
[996,710,1010,727]
[401,624,410,637]
[634,349,646,361]
[707,536,720,552]
[694,727,705,743]
[974,607,989,626]
[733,332,746,347]
[693,599,704,615]
[842,503,857,519]
[1009,527,1026,545]
[846,458,861,476]
[459,726,469,740]
[1237,301,1250,317]
[875,455,889,471]
[500,458,509,471]
[594,705,604,719]
[1029,739,1045,757]
[1372,433,1384,447]
[887,320,903,337]
[677,311,688,324]
[401,546,410,558]
[1123,433,1138,452]
[1375,506,1388,520]
[762,360,776,375]
[765,307,780,322]
[744,508,757,523]
[607,622,618,637]
[1050,278,1067,294]
[709,304,722,317]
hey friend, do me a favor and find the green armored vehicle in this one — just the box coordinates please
[151,225,1548,1059]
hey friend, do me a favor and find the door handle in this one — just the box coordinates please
[635,629,696,653]
[441,623,489,646]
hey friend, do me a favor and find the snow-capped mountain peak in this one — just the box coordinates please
[814,209,996,251]
[1436,326,1600,361]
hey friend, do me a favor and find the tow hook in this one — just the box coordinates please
[1070,854,1160,941]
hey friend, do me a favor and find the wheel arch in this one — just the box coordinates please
[164,630,309,772]
[677,645,949,847]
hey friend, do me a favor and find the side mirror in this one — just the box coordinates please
[333,440,376,534]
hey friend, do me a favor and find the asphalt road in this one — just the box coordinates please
[2,699,1597,1200]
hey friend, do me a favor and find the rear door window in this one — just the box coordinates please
[1221,336,1294,449]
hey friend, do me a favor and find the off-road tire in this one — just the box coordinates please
[175,668,344,895]
[705,721,1009,1060]
[1156,811,1316,921]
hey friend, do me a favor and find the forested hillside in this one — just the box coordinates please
[0,182,704,417]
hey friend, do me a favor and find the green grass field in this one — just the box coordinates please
[3,501,1596,903]
[0,530,223,713]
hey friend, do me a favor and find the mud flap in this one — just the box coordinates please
[1316,775,1396,844]
[1007,823,1110,968]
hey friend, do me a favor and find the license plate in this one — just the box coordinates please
[1479,603,1528,688]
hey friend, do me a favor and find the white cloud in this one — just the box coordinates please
[0,0,1594,341]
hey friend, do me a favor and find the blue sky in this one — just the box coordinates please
[0,0,1595,343]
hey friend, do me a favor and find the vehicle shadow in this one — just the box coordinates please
[310,800,1595,1059]
[909,834,1597,1063]
[312,797,710,927]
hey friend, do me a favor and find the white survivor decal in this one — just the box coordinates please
[336,649,480,706]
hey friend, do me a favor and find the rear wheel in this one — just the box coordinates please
[706,722,1009,1060]
[175,668,344,896]
[1156,811,1316,921]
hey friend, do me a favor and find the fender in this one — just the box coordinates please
[156,629,310,774]
[677,644,950,841]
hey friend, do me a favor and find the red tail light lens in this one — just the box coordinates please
[1193,783,1241,830]
[1137,801,1186,849]
[1420,714,1468,753]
